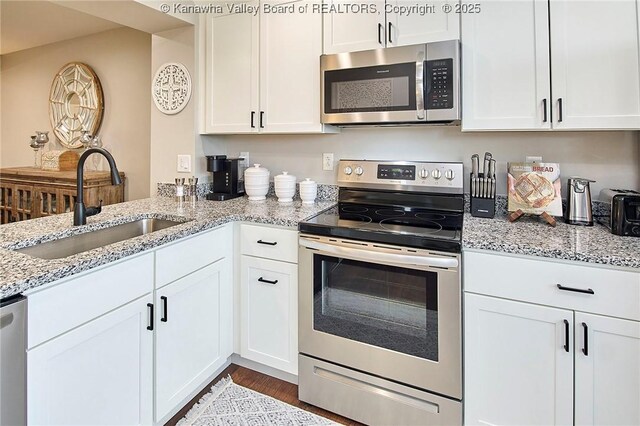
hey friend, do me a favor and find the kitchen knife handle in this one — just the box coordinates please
[558,98,563,122]
[582,322,589,356]
[378,23,384,45]
[557,284,594,295]
[563,319,570,352]
[542,98,548,123]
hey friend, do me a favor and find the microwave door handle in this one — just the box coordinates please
[416,59,425,120]
[299,238,458,269]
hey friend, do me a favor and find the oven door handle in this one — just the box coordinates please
[300,239,458,269]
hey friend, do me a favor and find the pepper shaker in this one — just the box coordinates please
[188,176,198,203]
[175,178,185,203]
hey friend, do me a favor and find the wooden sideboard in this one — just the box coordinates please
[0,167,125,224]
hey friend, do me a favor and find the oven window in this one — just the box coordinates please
[313,254,438,361]
[324,63,417,113]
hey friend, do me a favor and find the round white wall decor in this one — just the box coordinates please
[152,62,192,115]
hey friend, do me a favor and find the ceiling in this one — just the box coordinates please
[0,1,123,55]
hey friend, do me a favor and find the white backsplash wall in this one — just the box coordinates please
[202,127,640,198]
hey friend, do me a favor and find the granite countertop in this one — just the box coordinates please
[0,196,335,299]
[463,213,640,270]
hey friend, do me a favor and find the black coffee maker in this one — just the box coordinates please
[205,155,245,201]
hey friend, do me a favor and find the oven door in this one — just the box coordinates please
[299,235,461,399]
[321,45,426,124]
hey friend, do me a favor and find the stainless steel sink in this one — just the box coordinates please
[15,218,187,259]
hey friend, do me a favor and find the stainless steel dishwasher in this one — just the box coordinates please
[0,295,26,426]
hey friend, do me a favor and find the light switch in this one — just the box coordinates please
[177,155,191,172]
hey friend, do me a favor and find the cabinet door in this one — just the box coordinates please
[323,0,386,54]
[549,0,640,130]
[241,256,298,374]
[464,293,573,426]
[388,0,460,47]
[461,0,551,130]
[13,184,33,221]
[28,295,153,426]
[0,183,14,224]
[575,313,640,426]
[204,2,259,133]
[260,0,324,133]
[155,258,233,422]
[33,186,59,218]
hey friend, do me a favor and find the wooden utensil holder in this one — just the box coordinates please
[470,172,496,218]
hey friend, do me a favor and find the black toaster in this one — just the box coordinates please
[600,189,640,236]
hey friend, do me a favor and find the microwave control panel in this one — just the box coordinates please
[426,58,453,110]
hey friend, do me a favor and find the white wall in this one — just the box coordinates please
[202,128,640,197]
[0,27,151,200]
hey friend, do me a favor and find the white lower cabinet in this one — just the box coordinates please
[574,312,640,426]
[464,293,574,426]
[240,255,298,374]
[155,258,233,422]
[27,294,154,426]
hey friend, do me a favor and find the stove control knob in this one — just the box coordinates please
[355,166,364,176]
[431,169,442,180]
[344,166,353,175]
[445,169,455,181]
[419,169,429,179]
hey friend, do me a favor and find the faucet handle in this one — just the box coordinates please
[85,200,103,217]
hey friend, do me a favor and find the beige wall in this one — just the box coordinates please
[203,128,640,197]
[0,27,151,200]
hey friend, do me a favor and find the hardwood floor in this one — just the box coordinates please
[166,364,363,425]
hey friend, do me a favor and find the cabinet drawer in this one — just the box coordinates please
[27,253,154,348]
[240,223,298,263]
[155,225,231,288]
[464,251,640,321]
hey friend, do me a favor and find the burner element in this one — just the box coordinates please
[416,212,447,221]
[379,217,443,233]
[341,206,369,214]
[375,208,406,217]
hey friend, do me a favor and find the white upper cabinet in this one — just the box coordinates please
[323,0,460,54]
[462,0,640,131]
[549,0,640,130]
[204,2,259,134]
[203,0,334,134]
[388,0,460,47]
[461,0,551,131]
[323,0,385,53]
[574,313,640,426]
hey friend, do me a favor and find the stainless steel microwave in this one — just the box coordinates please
[321,41,460,125]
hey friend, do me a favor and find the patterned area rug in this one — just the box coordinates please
[177,376,338,426]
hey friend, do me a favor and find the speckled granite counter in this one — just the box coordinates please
[0,196,335,299]
[463,213,640,270]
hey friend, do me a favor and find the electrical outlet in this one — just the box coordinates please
[177,155,191,172]
[240,152,249,168]
[322,153,334,171]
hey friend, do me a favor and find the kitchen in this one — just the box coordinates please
[0,1,639,425]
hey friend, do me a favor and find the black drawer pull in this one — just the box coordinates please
[257,239,277,246]
[557,284,594,295]
[563,319,570,352]
[582,322,589,356]
[258,277,278,285]
[161,296,168,323]
[147,303,154,331]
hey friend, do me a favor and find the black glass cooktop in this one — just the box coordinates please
[299,202,463,253]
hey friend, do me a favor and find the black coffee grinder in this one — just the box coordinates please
[205,155,245,201]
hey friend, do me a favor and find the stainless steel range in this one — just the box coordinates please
[298,160,464,426]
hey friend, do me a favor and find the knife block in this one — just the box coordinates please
[470,172,496,218]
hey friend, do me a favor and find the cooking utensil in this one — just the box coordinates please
[471,154,479,197]
[483,152,492,198]
[488,159,496,198]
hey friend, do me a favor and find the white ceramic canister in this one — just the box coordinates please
[299,178,317,204]
[244,164,270,200]
[274,171,297,203]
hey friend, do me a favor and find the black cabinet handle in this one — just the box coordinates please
[378,23,384,45]
[582,322,589,356]
[147,303,154,331]
[257,239,277,246]
[161,296,168,323]
[258,277,278,285]
[543,98,548,123]
[388,22,393,44]
[558,98,563,122]
[557,284,594,295]
[259,111,265,128]
[563,319,570,352]
[250,111,255,128]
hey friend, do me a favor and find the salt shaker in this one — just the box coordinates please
[175,178,185,202]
